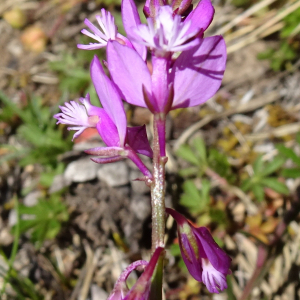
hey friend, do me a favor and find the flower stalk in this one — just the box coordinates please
[150,114,167,252]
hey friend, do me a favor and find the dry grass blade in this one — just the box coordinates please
[217,0,278,35]
[227,0,300,53]
[173,91,279,151]
[245,122,300,141]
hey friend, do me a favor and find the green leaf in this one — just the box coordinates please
[178,166,198,177]
[253,155,264,174]
[179,180,210,214]
[241,178,252,192]
[251,184,265,202]
[261,156,285,176]
[276,144,300,166]
[176,145,199,165]
[180,180,202,209]
[192,137,207,163]
[281,168,300,178]
[260,178,289,195]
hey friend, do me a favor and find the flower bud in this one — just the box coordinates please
[108,247,164,300]
[166,208,231,293]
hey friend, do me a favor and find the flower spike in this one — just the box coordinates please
[166,208,231,293]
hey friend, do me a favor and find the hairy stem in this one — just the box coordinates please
[151,114,166,251]
[149,114,167,299]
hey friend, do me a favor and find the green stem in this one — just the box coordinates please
[149,114,167,300]
[151,114,166,251]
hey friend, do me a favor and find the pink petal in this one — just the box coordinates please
[85,146,123,156]
[107,41,152,108]
[195,227,231,275]
[184,0,214,34]
[171,36,226,109]
[91,156,124,164]
[91,56,127,146]
[96,112,120,147]
[122,0,147,60]
[126,125,153,157]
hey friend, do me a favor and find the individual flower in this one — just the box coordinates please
[77,8,132,51]
[133,5,201,57]
[144,0,214,37]
[108,247,164,300]
[54,56,152,177]
[166,208,231,293]
[107,35,226,112]
[78,3,146,60]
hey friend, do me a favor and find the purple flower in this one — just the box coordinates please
[77,8,133,51]
[166,208,231,294]
[144,0,214,35]
[108,247,164,300]
[54,56,152,177]
[107,35,226,112]
[133,6,201,57]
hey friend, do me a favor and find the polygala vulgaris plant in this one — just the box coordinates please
[54,0,231,297]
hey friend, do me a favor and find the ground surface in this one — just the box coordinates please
[1,0,300,299]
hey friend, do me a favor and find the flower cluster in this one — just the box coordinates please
[54,0,231,297]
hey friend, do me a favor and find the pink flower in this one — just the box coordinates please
[166,208,231,293]
[54,56,152,177]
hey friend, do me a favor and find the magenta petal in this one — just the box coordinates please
[84,146,123,156]
[91,56,127,146]
[172,0,193,15]
[184,0,214,34]
[124,247,164,300]
[179,234,203,281]
[96,112,120,147]
[194,227,231,274]
[121,0,147,60]
[127,126,153,158]
[171,36,226,109]
[107,40,152,108]
[91,156,124,164]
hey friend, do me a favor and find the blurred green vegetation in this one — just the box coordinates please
[258,7,300,71]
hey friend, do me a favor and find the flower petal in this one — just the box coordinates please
[184,0,214,34]
[85,146,123,156]
[171,36,226,109]
[122,0,147,60]
[96,112,120,147]
[107,40,152,108]
[91,56,127,146]
[127,125,153,157]
[194,227,231,275]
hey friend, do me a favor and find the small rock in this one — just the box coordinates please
[8,209,17,227]
[130,170,150,195]
[130,195,151,221]
[64,158,100,183]
[97,161,129,187]
[23,191,41,207]
[90,285,108,300]
[49,174,71,193]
